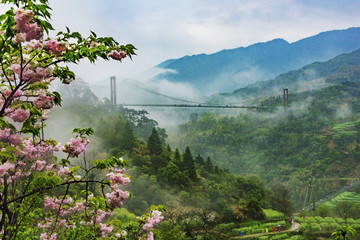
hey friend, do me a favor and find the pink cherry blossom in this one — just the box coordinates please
[31,160,46,171]
[108,50,127,61]
[147,231,154,240]
[43,39,67,56]
[6,108,29,122]
[21,139,58,160]
[46,164,56,171]
[39,232,56,240]
[106,172,130,185]
[14,8,43,41]
[57,166,70,177]
[106,189,130,207]
[0,162,15,177]
[143,210,164,230]
[13,32,26,44]
[63,136,91,158]
[99,223,113,238]
[0,128,11,139]
[33,95,54,109]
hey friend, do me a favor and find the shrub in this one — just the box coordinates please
[324,217,336,223]
[270,233,288,239]
[306,217,317,223]
[216,222,237,230]
[288,235,306,240]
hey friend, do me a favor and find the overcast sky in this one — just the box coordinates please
[3,0,360,85]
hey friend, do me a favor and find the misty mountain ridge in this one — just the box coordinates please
[155,27,360,95]
[208,48,360,104]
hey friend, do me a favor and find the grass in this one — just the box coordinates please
[263,209,285,220]
[322,191,360,208]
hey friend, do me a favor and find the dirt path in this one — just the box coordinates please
[233,222,301,239]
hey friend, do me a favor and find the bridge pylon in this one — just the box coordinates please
[303,175,317,211]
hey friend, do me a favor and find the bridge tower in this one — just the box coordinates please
[110,76,117,107]
[303,175,317,211]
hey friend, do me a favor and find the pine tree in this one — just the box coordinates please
[147,128,162,155]
[195,154,205,165]
[173,148,181,164]
[121,121,136,152]
[205,157,213,173]
[182,146,197,181]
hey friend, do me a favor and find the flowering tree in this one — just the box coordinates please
[0,0,163,239]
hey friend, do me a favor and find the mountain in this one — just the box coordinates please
[155,27,360,94]
[207,48,360,103]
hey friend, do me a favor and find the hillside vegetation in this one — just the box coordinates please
[172,50,360,211]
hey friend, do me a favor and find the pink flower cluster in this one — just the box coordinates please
[10,62,53,83]
[115,230,127,238]
[0,128,11,139]
[21,139,61,160]
[108,50,127,61]
[5,108,29,122]
[14,9,43,42]
[40,232,57,240]
[63,136,91,158]
[0,128,22,146]
[33,94,54,109]
[56,219,76,229]
[43,39,67,56]
[143,210,164,230]
[106,189,130,207]
[57,166,70,177]
[0,162,15,177]
[31,160,46,171]
[147,231,154,240]
[44,196,72,211]
[0,86,22,98]
[95,209,112,223]
[106,172,130,185]
[99,223,113,238]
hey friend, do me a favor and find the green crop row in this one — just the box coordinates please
[300,222,360,233]
[255,233,289,240]
[263,209,285,220]
[298,216,360,225]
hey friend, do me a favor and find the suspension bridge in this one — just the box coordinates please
[109,77,285,110]
[302,178,360,211]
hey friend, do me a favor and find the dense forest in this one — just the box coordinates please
[176,82,360,209]
[47,82,291,239]
[47,74,360,239]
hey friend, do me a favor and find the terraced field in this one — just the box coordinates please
[323,191,360,208]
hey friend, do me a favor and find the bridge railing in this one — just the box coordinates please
[302,179,360,211]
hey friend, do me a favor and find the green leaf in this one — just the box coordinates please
[0,150,16,160]
[72,127,94,136]
[61,159,71,166]
[90,30,97,38]
[51,91,62,106]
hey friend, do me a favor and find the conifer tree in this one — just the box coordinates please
[182,146,197,181]
[195,154,205,165]
[205,156,213,173]
[174,148,181,162]
[147,128,163,155]
[122,121,136,152]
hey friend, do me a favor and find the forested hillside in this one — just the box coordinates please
[175,77,360,211]
[47,86,290,239]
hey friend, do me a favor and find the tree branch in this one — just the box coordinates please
[6,179,110,205]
